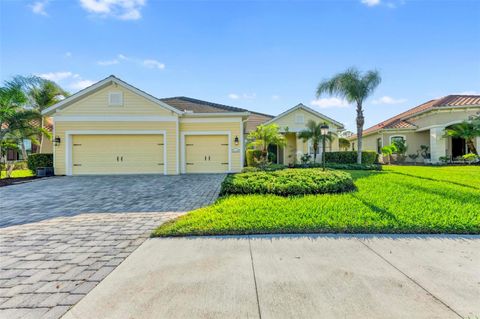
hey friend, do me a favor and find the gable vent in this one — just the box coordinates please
[108,92,123,106]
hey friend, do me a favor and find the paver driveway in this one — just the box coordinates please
[0,174,225,318]
[0,174,225,227]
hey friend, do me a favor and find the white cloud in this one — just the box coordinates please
[372,96,407,105]
[117,54,128,60]
[361,0,381,6]
[30,1,49,16]
[311,97,349,109]
[97,59,120,66]
[143,59,165,70]
[457,91,479,95]
[69,79,95,90]
[65,52,72,58]
[228,93,256,100]
[272,95,280,100]
[79,0,146,20]
[37,72,77,82]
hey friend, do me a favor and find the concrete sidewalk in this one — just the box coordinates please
[62,234,480,319]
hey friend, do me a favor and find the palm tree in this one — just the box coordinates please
[444,119,480,155]
[28,79,69,151]
[247,124,286,163]
[316,68,381,164]
[298,120,335,163]
[339,137,351,151]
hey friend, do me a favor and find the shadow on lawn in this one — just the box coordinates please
[388,170,479,190]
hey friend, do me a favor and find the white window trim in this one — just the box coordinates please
[295,114,305,124]
[64,130,167,176]
[389,135,406,144]
[108,92,123,106]
[180,131,232,174]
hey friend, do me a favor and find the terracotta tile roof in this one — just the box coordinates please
[351,95,480,138]
[245,111,274,133]
[160,96,248,113]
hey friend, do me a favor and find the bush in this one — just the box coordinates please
[293,163,382,170]
[27,154,53,174]
[246,149,263,167]
[325,151,378,164]
[13,161,28,170]
[242,164,286,173]
[221,168,355,196]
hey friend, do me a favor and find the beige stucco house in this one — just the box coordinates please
[41,75,345,175]
[349,95,480,163]
[245,104,345,165]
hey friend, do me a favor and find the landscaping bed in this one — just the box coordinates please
[152,166,480,236]
[221,168,355,196]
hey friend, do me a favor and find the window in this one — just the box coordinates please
[17,139,32,160]
[390,136,405,144]
[308,140,322,155]
[108,92,123,106]
[377,138,382,154]
[295,114,304,124]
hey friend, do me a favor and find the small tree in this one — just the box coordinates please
[381,144,396,164]
[247,124,286,165]
[298,120,335,163]
[392,139,408,163]
[443,118,480,155]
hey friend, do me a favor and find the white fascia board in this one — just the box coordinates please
[265,104,344,128]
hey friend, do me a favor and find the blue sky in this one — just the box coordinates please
[1,0,479,131]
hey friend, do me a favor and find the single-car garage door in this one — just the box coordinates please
[72,135,165,175]
[185,135,229,173]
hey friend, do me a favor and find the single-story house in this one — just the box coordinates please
[348,95,480,163]
[246,104,344,165]
[40,75,345,175]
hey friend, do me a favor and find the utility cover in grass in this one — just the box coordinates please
[220,168,355,196]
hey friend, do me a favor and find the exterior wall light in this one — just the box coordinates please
[234,136,239,145]
[54,136,61,146]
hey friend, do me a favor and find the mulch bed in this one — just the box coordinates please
[0,176,41,187]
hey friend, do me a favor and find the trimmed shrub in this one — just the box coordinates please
[27,154,53,174]
[221,168,355,196]
[294,163,381,171]
[242,164,286,173]
[246,149,263,167]
[325,151,378,164]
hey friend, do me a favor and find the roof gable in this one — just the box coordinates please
[266,103,344,128]
[42,75,183,116]
[160,96,248,114]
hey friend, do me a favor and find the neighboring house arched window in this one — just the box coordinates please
[390,135,406,144]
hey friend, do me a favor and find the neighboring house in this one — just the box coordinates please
[253,104,345,165]
[41,75,248,175]
[349,95,480,163]
[4,119,53,161]
[41,75,346,175]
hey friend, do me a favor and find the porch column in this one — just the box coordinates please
[476,136,480,153]
[430,126,446,163]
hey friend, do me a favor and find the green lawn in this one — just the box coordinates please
[153,166,480,236]
[0,169,33,179]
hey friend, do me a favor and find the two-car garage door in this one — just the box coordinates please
[71,135,164,175]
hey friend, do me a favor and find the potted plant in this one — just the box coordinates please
[408,152,419,165]
[420,145,431,164]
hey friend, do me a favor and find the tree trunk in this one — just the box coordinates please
[356,103,365,164]
[466,139,478,155]
[21,140,28,160]
[313,143,317,163]
[39,117,44,153]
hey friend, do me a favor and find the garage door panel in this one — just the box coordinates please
[185,135,228,173]
[72,135,164,175]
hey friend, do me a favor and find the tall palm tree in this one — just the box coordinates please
[444,119,480,155]
[298,120,335,163]
[316,68,381,164]
[28,79,69,152]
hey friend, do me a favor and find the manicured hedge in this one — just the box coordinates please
[221,168,355,196]
[246,149,263,167]
[294,163,382,171]
[242,164,286,173]
[325,151,378,164]
[27,154,53,174]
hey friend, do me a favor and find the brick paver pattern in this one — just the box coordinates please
[0,174,225,228]
[0,213,181,319]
